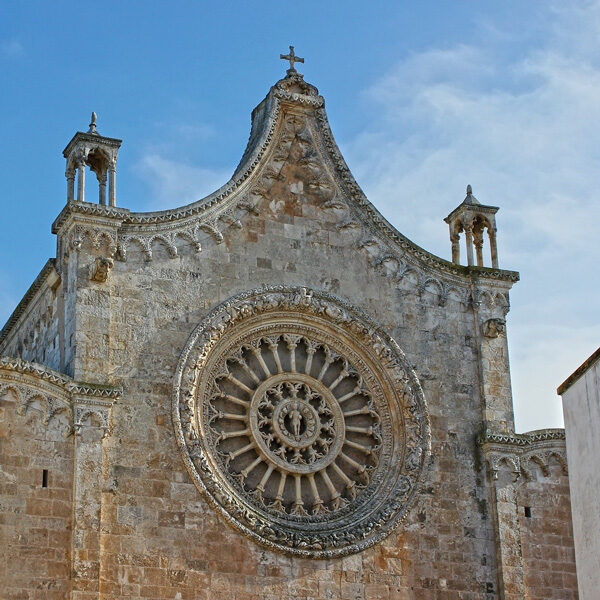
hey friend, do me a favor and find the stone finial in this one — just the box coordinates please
[280,45,304,75]
[464,184,479,205]
[88,112,98,134]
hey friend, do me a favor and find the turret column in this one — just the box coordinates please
[450,232,460,264]
[97,171,107,205]
[108,162,116,207]
[76,158,86,203]
[489,229,499,268]
[66,169,76,203]
[464,224,475,267]
[474,230,484,267]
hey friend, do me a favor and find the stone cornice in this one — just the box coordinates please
[0,356,122,399]
[481,428,565,448]
[51,202,130,234]
[0,259,58,349]
[63,131,122,157]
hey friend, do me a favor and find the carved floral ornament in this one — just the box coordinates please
[173,286,431,557]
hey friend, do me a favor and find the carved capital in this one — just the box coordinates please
[73,399,113,439]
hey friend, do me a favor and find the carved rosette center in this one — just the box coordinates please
[173,287,431,558]
[249,373,346,475]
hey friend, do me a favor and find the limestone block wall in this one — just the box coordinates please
[86,198,503,598]
[482,430,577,600]
[0,378,73,598]
[518,463,578,599]
[0,359,120,600]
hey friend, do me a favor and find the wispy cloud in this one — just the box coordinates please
[135,153,230,210]
[133,116,229,210]
[1,39,24,58]
[343,2,600,432]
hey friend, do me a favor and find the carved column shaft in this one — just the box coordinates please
[465,225,475,267]
[474,232,484,267]
[97,171,107,206]
[76,163,85,203]
[490,479,526,599]
[489,229,499,268]
[108,167,116,207]
[66,171,76,203]
[451,233,460,264]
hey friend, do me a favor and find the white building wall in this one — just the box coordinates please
[560,351,600,600]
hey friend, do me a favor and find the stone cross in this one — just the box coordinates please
[280,45,304,73]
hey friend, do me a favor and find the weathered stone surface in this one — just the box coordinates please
[0,66,578,598]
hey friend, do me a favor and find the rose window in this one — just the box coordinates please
[174,287,430,558]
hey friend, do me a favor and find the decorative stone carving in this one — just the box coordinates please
[0,356,121,435]
[482,318,505,338]
[73,399,113,438]
[480,428,568,481]
[173,286,431,558]
[90,257,113,283]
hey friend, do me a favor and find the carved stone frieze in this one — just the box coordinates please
[0,356,121,435]
[73,398,113,438]
[173,286,431,558]
[480,428,568,481]
[0,381,72,434]
[66,224,119,258]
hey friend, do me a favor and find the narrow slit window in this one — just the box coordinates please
[42,469,48,488]
[524,506,531,518]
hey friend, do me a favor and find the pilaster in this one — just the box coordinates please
[488,468,526,599]
[471,282,514,433]
[71,396,115,599]
[52,203,128,383]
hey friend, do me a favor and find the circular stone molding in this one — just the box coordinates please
[173,286,431,558]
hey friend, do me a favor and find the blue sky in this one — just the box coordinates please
[1,1,598,432]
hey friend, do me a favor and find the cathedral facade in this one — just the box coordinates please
[0,59,578,599]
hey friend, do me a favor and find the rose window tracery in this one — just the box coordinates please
[209,336,381,516]
[174,287,430,558]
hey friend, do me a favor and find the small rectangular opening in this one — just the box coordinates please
[42,469,48,488]
[524,506,531,518]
